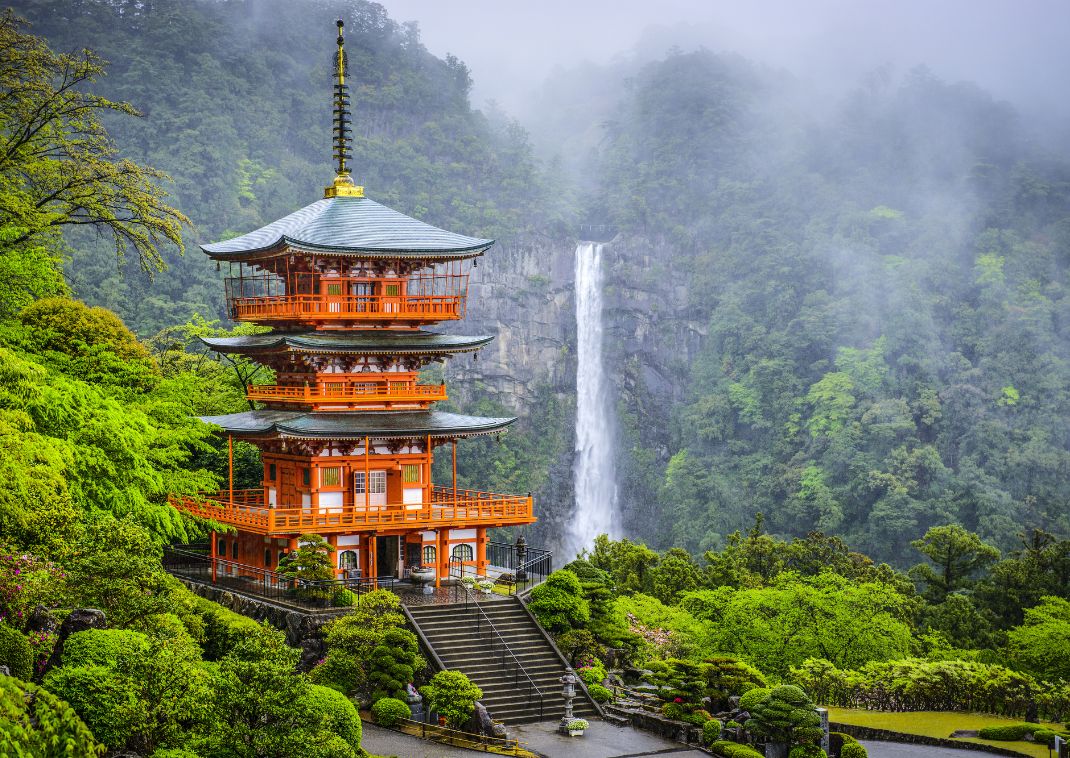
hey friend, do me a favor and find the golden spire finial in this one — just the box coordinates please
[325,18,364,198]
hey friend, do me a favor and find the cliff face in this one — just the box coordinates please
[446,233,701,553]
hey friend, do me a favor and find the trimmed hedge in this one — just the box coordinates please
[62,629,148,667]
[738,687,770,712]
[840,744,867,758]
[789,746,827,758]
[977,723,1042,741]
[0,623,33,681]
[702,719,722,746]
[587,683,613,703]
[709,741,764,758]
[371,697,411,727]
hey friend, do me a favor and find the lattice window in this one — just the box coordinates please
[320,467,342,487]
[423,545,436,564]
[402,464,421,484]
[451,544,474,561]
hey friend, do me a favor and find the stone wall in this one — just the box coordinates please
[831,722,1031,757]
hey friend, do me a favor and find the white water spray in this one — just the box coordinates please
[564,242,619,560]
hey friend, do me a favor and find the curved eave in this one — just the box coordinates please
[200,237,494,263]
[198,333,493,356]
[198,410,516,441]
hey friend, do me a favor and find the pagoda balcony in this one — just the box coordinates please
[228,293,465,324]
[170,486,534,536]
[246,382,448,407]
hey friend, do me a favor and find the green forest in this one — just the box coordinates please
[0,0,1069,754]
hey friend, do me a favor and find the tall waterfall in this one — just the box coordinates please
[564,242,618,560]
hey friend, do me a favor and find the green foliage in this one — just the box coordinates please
[301,685,362,751]
[0,624,32,680]
[312,590,407,697]
[577,661,607,685]
[788,746,827,758]
[745,685,820,744]
[976,723,1041,740]
[708,741,764,758]
[367,628,424,702]
[556,629,602,666]
[170,584,274,661]
[0,12,188,279]
[1006,596,1070,681]
[739,688,771,712]
[0,674,105,756]
[371,697,412,727]
[589,535,659,595]
[61,628,148,667]
[528,570,590,632]
[909,526,1001,601]
[840,744,867,758]
[420,670,482,729]
[276,534,335,583]
[702,718,722,746]
[587,683,613,703]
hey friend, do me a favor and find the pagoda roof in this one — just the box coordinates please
[199,410,515,440]
[200,330,492,356]
[201,196,493,261]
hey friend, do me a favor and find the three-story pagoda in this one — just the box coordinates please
[170,21,534,585]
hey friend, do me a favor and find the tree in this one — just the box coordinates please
[366,628,424,702]
[311,589,407,696]
[0,675,104,756]
[1006,596,1070,682]
[0,12,188,275]
[420,670,482,729]
[910,525,1001,601]
[528,570,590,633]
[276,534,335,582]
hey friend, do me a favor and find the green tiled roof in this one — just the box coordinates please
[201,196,493,259]
[200,330,492,355]
[199,410,515,440]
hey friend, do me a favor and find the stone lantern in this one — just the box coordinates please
[559,667,578,734]
[515,535,528,581]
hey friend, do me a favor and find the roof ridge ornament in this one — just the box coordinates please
[325,19,364,199]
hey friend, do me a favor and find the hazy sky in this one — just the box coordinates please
[376,0,1070,119]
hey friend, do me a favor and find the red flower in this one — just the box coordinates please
[673,697,683,703]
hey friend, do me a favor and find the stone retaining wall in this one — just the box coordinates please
[832,722,1031,757]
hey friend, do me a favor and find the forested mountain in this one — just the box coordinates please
[13,0,562,335]
[10,0,1070,567]
[583,51,1070,562]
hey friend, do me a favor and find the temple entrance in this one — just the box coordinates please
[376,535,400,578]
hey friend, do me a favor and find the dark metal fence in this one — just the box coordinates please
[483,541,552,594]
[162,547,373,611]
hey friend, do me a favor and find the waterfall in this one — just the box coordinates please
[564,242,618,560]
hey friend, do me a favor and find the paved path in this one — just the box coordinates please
[512,720,707,758]
[360,722,481,757]
[861,740,988,757]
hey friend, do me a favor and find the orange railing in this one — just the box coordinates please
[170,488,535,535]
[246,383,447,405]
[228,294,465,322]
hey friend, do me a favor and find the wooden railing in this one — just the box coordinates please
[169,488,535,535]
[228,293,465,322]
[246,383,447,405]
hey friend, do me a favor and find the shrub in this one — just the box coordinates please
[174,590,271,660]
[43,664,130,748]
[683,711,711,726]
[725,720,742,729]
[528,570,590,632]
[557,629,602,665]
[795,726,826,744]
[588,683,613,703]
[840,744,867,758]
[788,744,827,758]
[567,719,589,731]
[421,670,482,729]
[746,685,820,744]
[0,623,33,680]
[702,718,722,746]
[152,750,200,758]
[738,687,770,712]
[371,697,411,727]
[708,741,764,758]
[578,662,607,685]
[0,676,104,756]
[977,723,1041,741]
[367,628,424,702]
[303,684,363,748]
[661,702,684,720]
[62,629,148,667]
[331,588,356,607]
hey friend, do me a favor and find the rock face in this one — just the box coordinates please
[177,579,342,659]
[450,233,693,550]
[45,608,107,673]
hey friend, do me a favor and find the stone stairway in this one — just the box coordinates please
[407,597,601,725]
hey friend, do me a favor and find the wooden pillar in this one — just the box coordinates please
[227,434,234,503]
[476,527,487,576]
[210,531,217,583]
[364,436,370,512]
[368,534,377,588]
[424,434,432,505]
[435,528,447,588]
[452,439,458,505]
[327,534,338,577]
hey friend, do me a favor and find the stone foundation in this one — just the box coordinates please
[831,722,1031,757]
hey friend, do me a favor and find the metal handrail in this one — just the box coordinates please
[450,557,544,720]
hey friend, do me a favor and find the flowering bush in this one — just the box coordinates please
[0,549,62,629]
[567,719,589,730]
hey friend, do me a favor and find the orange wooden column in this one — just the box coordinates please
[435,528,448,588]
[210,530,218,583]
[368,534,377,588]
[476,527,487,576]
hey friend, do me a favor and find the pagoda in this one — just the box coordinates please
[169,21,534,587]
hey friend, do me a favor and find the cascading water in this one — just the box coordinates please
[564,241,619,560]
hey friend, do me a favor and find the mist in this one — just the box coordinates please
[378,0,1070,127]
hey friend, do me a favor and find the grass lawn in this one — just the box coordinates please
[826,707,1064,758]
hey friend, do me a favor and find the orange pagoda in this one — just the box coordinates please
[169,21,534,588]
